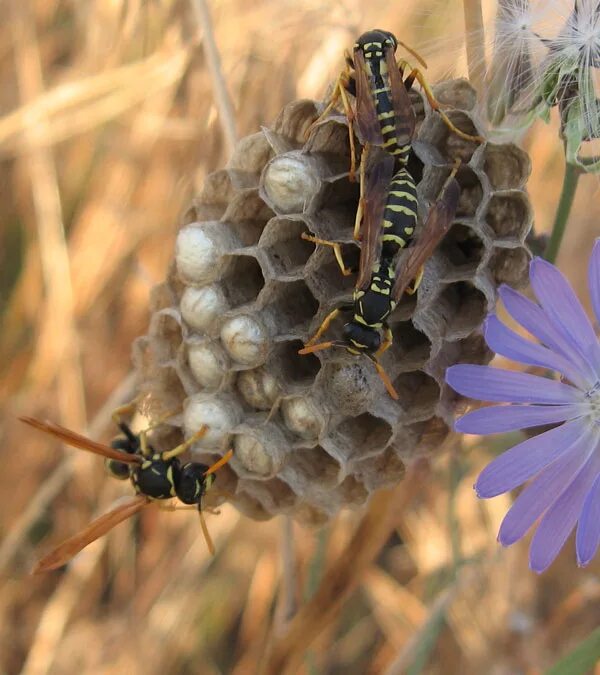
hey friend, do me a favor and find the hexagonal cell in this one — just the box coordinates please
[388,321,432,370]
[260,153,322,215]
[186,340,230,390]
[458,332,492,364]
[483,143,530,190]
[271,339,321,387]
[272,98,319,143]
[149,365,187,415]
[440,223,486,275]
[240,478,297,512]
[259,218,315,277]
[489,246,530,285]
[425,110,481,163]
[334,475,369,506]
[485,192,531,241]
[329,413,393,462]
[320,174,360,211]
[320,360,374,415]
[436,281,487,338]
[149,312,182,362]
[233,490,272,521]
[353,447,406,491]
[237,367,280,410]
[306,244,359,300]
[304,117,351,157]
[432,79,477,111]
[232,431,279,478]
[392,371,440,419]
[281,395,327,441]
[228,131,274,175]
[455,165,484,218]
[221,190,274,246]
[264,280,319,335]
[220,254,265,309]
[409,416,451,456]
[283,446,341,490]
[220,314,270,367]
[187,170,235,222]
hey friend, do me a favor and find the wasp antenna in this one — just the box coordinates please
[198,508,215,556]
[298,341,335,355]
[161,425,209,460]
[204,448,234,477]
[397,39,428,69]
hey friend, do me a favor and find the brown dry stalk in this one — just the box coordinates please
[261,463,428,675]
[463,0,486,92]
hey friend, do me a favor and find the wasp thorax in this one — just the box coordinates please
[134,80,533,525]
[132,456,178,500]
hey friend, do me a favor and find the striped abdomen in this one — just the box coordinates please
[381,167,418,259]
[364,53,411,164]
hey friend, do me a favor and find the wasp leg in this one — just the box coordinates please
[405,266,424,295]
[397,39,428,69]
[111,396,143,426]
[398,61,484,143]
[304,307,341,347]
[301,232,353,276]
[353,143,370,241]
[375,325,394,357]
[161,426,209,461]
[142,408,180,433]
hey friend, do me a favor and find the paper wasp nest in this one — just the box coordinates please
[133,79,532,524]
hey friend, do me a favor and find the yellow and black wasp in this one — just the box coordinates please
[300,151,460,400]
[310,28,482,180]
[21,408,232,572]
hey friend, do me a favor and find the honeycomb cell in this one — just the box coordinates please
[282,446,341,490]
[393,371,440,419]
[220,314,270,367]
[271,98,319,144]
[306,244,359,300]
[228,131,274,183]
[259,218,315,277]
[432,78,477,111]
[485,192,531,241]
[437,281,488,339]
[304,117,352,158]
[180,285,229,334]
[455,166,484,218]
[261,153,322,214]
[184,393,242,450]
[237,367,280,410]
[440,223,486,276]
[221,254,265,309]
[281,395,327,441]
[483,143,531,190]
[149,312,182,362]
[232,433,275,477]
[334,476,369,506]
[329,413,392,462]
[389,321,432,370]
[233,491,272,521]
[353,447,406,491]
[221,190,274,246]
[425,110,481,163]
[263,280,319,335]
[407,417,451,456]
[320,360,373,414]
[241,478,297,512]
[148,365,187,415]
[175,222,238,285]
[489,246,530,285]
[186,340,229,390]
[271,339,320,386]
[188,170,235,222]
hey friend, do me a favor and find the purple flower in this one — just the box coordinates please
[446,240,600,573]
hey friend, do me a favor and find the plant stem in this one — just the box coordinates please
[544,162,582,264]
[463,0,486,92]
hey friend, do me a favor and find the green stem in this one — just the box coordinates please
[544,162,582,264]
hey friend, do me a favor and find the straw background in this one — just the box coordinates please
[1,1,598,673]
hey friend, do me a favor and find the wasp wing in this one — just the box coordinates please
[392,175,460,301]
[353,49,385,146]
[20,417,142,464]
[33,495,150,573]
[385,44,416,148]
[355,149,395,290]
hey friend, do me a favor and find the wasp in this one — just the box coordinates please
[309,28,482,179]
[300,152,460,400]
[21,407,232,573]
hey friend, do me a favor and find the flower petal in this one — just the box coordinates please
[475,418,588,497]
[590,239,600,327]
[484,314,588,388]
[445,365,582,404]
[498,429,594,546]
[576,470,600,567]
[499,285,592,385]
[455,403,580,435]
[530,257,600,378]
[529,447,600,573]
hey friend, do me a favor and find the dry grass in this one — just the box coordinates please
[1,1,599,673]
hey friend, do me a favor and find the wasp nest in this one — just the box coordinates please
[133,79,532,525]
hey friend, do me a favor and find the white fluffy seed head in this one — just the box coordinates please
[233,434,274,476]
[220,315,270,366]
[175,223,235,285]
[180,284,229,333]
[261,154,321,214]
[281,396,325,440]
[183,394,242,450]
[237,368,280,409]
[186,341,229,389]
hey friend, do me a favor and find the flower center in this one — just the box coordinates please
[585,381,600,424]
